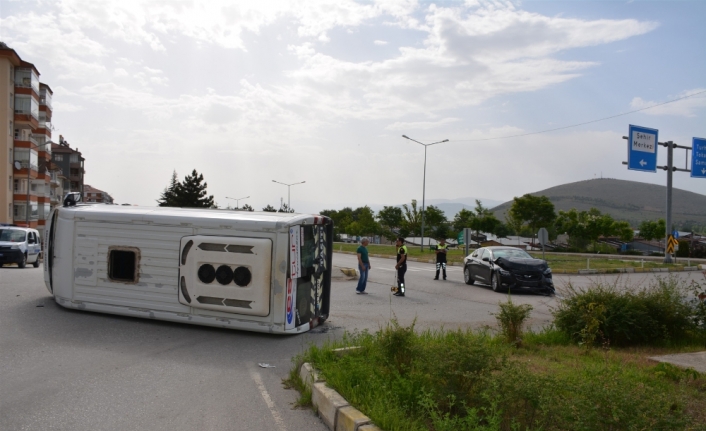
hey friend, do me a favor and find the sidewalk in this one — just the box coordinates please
[649,352,706,373]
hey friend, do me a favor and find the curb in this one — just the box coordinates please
[334,251,706,275]
[299,360,382,431]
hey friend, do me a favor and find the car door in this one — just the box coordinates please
[471,249,488,282]
[27,232,39,263]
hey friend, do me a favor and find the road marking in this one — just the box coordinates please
[249,365,287,431]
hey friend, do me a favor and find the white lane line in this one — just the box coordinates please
[249,365,287,431]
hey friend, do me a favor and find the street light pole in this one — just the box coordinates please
[225,195,250,209]
[402,135,448,251]
[272,180,305,211]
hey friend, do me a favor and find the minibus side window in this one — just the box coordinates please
[108,247,140,283]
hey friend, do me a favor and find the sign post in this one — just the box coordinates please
[628,125,658,172]
[463,228,472,257]
[692,137,706,179]
[537,227,548,260]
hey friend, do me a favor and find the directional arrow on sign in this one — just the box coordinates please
[702,168,706,175]
[640,159,647,167]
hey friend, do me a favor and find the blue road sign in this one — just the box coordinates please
[673,230,679,239]
[691,137,706,179]
[628,125,658,172]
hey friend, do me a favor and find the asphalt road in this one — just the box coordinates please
[0,266,328,431]
[1,255,703,430]
[327,252,705,333]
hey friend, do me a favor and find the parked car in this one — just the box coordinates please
[463,246,554,295]
[0,226,41,268]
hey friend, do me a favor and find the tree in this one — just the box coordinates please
[401,199,422,236]
[176,169,215,208]
[241,204,254,212]
[377,206,403,240]
[347,206,379,237]
[638,219,666,241]
[468,200,502,245]
[262,204,277,212]
[423,205,447,236]
[278,203,295,213]
[555,208,629,249]
[452,208,475,232]
[508,194,556,235]
[157,170,181,207]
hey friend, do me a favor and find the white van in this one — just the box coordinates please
[0,225,42,268]
[43,202,333,334]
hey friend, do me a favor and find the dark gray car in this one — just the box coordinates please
[463,246,554,295]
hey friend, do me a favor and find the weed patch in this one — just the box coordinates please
[293,320,705,431]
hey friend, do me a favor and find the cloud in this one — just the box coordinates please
[374,40,388,45]
[630,88,706,117]
[385,118,460,130]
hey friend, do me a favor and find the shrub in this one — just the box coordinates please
[493,296,533,346]
[553,277,703,347]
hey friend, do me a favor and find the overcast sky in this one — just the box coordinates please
[2,0,704,213]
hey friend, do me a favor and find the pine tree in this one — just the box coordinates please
[241,204,254,212]
[175,169,215,208]
[157,170,181,207]
[262,204,277,212]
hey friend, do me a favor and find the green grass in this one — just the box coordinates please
[335,243,687,272]
[294,323,706,431]
[293,277,706,430]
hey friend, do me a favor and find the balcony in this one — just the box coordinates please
[14,68,40,94]
[14,160,39,173]
[40,89,52,109]
[14,135,39,147]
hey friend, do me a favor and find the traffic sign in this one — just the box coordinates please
[537,228,549,246]
[673,230,679,239]
[457,231,464,245]
[628,125,658,172]
[691,137,706,178]
[666,235,679,254]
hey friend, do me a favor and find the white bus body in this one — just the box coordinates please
[43,204,333,334]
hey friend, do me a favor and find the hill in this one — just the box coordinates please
[490,178,706,229]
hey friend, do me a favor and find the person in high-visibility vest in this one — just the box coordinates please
[394,237,407,297]
[434,238,448,280]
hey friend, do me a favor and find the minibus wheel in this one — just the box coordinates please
[33,254,40,268]
[18,253,26,268]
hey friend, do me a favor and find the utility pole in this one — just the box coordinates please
[664,141,674,263]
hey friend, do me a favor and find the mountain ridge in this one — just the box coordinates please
[490,178,706,228]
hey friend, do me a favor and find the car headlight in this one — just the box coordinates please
[498,268,511,276]
[544,267,552,275]
[10,244,20,250]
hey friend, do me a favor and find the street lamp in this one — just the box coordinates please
[272,180,305,211]
[402,135,449,251]
[225,195,250,209]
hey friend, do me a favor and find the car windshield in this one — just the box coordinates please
[492,248,532,259]
[0,229,27,242]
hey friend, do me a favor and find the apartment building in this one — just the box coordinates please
[51,135,85,197]
[0,42,64,237]
[83,184,113,203]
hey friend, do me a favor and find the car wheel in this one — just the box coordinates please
[491,272,503,292]
[33,254,40,268]
[463,266,475,285]
[18,253,26,268]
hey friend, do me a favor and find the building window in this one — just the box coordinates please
[69,153,79,163]
[54,154,63,162]
[8,203,11,219]
[108,247,140,283]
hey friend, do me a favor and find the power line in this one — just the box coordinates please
[450,89,706,143]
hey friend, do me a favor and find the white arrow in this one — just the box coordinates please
[639,159,647,167]
[702,168,706,175]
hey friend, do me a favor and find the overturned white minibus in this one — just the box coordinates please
[43,201,332,334]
